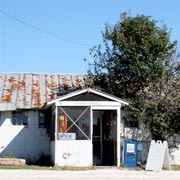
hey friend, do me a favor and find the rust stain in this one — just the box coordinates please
[61,76,71,91]
[17,75,27,107]
[48,93,54,100]
[22,75,28,107]
[0,73,86,108]
[32,89,41,107]
[63,81,69,91]
[46,75,57,101]
[32,74,41,108]
[18,79,26,88]
[46,75,58,89]
[8,76,15,84]
[2,89,12,102]
[16,74,29,108]
[75,78,82,88]
[2,76,17,103]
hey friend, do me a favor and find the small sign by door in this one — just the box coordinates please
[58,133,76,140]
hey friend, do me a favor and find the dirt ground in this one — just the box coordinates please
[0,169,180,180]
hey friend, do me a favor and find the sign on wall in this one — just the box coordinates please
[58,133,76,140]
[127,143,135,153]
[146,140,171,171]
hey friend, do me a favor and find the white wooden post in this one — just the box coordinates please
[90,106,93,165]
[117,106,121,166]
[54,105,58,165]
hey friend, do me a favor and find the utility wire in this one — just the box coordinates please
[0,9,92,47]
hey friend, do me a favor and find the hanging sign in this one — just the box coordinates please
[58,133,76,140]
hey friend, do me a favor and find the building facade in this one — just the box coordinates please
[0,73,179,165]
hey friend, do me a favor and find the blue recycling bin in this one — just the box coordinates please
[124,140,137,167]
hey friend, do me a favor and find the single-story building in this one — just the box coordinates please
[0,73,179,166]
[0,72,129,166]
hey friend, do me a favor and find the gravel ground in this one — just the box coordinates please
[0,169,180,180]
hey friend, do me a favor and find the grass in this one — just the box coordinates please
[171,165,180,171]
[120,164,180,171]
[0,164,179,171]
[0,165,95,171]
[0,153,16,159]
[119,165,145,171]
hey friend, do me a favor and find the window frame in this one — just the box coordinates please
[124,119,139,128]
[12,110,29,127]
[58,106,91,140]
[39,110,46,128]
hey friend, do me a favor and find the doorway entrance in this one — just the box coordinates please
[93,110,117,166]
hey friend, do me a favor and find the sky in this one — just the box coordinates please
[0,0,180,74]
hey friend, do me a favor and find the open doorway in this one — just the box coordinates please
[93,110,117,166]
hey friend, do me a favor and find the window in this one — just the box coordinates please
[12,110,28,126]
[39,110,51,128]
[123,111,139,128]
[58,106,90,140]
[59,112,67,133]
[124,119,139,128]
[39,111,46,128]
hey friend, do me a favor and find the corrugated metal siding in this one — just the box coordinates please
[0,73,86,110]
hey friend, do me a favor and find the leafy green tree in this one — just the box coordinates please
[144,56,180,147]
[88,12,180,147]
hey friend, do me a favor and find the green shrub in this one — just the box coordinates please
[2,152,16,159]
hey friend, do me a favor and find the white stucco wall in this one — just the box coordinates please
[0,111,50,162]
[55,140,92,166]
[170,147,180,165]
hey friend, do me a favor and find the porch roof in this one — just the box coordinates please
[45,88,129,107]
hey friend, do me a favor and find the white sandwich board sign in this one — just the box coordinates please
[146,140,171,171]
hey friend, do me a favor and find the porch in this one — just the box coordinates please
[45,88,128,166]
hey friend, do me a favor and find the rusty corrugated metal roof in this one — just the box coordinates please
[0,73,86,110]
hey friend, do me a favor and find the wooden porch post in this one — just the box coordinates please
[54,105,58,165]
[90,106,93,166]
[117,106,121,166]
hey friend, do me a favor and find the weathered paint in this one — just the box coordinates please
[2,74,18,103]
[0,73,86,110]
[17,74,33,109]
[32,74,41,108]
[0,111,50,161]
[46,74,58,101]
[55,140,92,166]
[71,75,85,89]
[170,147,180,165]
